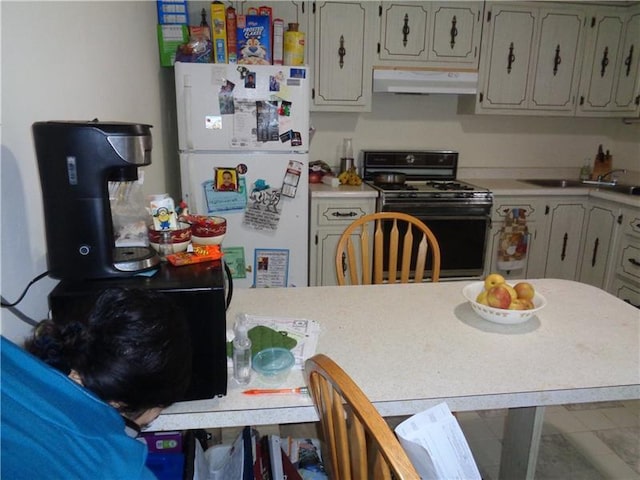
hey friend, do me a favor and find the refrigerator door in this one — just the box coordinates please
[181,152,309,289]
[175,62,310,152]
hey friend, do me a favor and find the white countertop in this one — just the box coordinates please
[308,178,639,207]
[149,279,640,432]
[309,182,378,198]
[464,178,640,207]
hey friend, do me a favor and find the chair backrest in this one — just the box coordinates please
[304,354,420,480]
[335,212,441,285]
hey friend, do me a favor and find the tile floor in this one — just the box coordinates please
[218,399,639,479]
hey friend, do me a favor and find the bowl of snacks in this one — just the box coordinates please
[148,222,192,253]
[462,275,547,325]
[182,215,227,245]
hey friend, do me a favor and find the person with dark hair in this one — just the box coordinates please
[1,288,192,479]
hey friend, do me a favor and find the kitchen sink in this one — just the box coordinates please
[520,179,640,195]
[520,179,587,188]
[600,184,640,196]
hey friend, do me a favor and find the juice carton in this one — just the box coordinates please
[237,15,271,65]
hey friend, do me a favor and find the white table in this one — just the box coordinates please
[149,279,640,479]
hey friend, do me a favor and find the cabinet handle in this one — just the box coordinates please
[338,35,346,69]
[402,13,410,47]
[629,258,640,267]
[624,45,634,77]
[591,238,599,267]
[561,232,568,261]
[553,44,562,76]
[450,15,458,49]
[600,46,609,77]
[507,42,516,73]
[332,211,358,218]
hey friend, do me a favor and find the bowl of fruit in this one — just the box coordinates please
[462,274,547,325]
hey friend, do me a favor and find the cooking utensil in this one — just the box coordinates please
[373,172,406,186]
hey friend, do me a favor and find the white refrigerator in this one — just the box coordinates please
[174,62,310,288]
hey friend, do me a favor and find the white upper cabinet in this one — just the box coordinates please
[476,3,585,114]
[378,2,430,62]
[375,1,482,69]
[577,9,625,113]
[479,4,537,110]
[529,8,585,112]
[613,7,640,113]
[462,1,640,117]
[577,3,640,116]
[310,1,378,112]
[429,2,482,66]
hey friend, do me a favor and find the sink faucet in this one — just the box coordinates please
[597,169,627,184]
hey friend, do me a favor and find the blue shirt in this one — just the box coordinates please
[1,336,157,479]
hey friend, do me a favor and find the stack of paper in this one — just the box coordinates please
[395,403,481,479]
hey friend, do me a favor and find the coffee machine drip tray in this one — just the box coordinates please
[113,246,160,272]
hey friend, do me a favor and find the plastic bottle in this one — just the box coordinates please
[580,158,592,181]
[232,314,252,385]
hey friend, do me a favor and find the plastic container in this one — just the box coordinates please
[283,23,305,65]
[580,158,592,181]
[252,348,295,385]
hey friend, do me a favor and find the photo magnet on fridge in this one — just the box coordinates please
[215,168,238,191]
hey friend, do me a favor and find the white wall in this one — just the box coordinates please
[310,94,640,174]
[1,1,639,343]
[1,1,178,342]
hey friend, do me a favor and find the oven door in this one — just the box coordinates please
[380,201,491,279]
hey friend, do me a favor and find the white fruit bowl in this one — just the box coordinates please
[462,281,547,325]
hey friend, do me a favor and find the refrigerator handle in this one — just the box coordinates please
[183,74,193,150]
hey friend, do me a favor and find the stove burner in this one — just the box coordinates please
[375,183,417,191]
[426,181,474,191]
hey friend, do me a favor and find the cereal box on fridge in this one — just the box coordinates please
[236,15,271,65]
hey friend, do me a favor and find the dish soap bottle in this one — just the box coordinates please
[232,314,252,385]
[580,158,592,181]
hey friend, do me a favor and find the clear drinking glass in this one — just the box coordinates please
[157,230,173,261]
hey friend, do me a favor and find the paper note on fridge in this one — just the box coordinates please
[395,402,481,479]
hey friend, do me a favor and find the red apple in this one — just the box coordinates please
[487,285,512,309]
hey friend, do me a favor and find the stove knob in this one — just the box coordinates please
[405,154,415,164]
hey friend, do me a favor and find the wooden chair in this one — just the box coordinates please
[304,354,420,480]
[335,212,441,285]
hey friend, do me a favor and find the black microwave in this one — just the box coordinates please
[48,261,229,400]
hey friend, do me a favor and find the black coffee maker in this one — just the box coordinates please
[33,120,160,279]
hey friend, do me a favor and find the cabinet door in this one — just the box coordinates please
[379,2,430,62]
[544,202,586,280]
[529,8,584,112]
[613,8,640,113]
[480,5,537,109]
[429,2,482,67]
[312,1,377,112]
[578,11,625,113]
[579,204,618,288]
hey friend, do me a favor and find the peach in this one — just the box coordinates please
[514,282,535,301]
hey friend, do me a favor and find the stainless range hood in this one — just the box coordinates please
[373,69,478,95]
